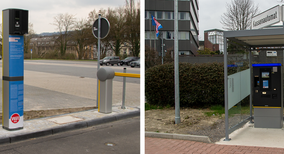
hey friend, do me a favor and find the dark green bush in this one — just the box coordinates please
[145,62,225,108]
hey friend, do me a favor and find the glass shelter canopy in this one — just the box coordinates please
[224,27,284,141]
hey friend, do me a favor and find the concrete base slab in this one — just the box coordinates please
[47,116,83,124]
[216,122,284,148]
[145,132,211,143]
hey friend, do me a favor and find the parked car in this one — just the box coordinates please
[130,59,140,68]
[119,57,140,66]
[100,56,120,66]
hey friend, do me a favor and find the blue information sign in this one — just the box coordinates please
[9,35,24,77]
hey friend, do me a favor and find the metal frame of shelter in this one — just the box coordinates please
[224,27,284,141]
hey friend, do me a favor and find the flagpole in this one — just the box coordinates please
[149,18,152,49]
[154,33,156,53]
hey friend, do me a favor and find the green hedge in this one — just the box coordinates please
[145,62,225,108]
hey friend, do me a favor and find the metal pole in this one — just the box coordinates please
[161,33,164,64]
[149,18,152,49]
[96,14,101,107]
[122,68,126,109]
[154,34,156,52]
[224,36,230,141]
[174,0,180,124]
[249,48,253,123]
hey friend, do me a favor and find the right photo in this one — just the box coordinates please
[144,0,284,153]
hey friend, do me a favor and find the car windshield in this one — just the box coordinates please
[125,57,133,60]
[103,57,111,60]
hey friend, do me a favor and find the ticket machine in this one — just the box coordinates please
[252,63,283,128]
[2,9,28,130]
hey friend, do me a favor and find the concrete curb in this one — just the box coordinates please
[145,132,211,143]
[0,109,140,144]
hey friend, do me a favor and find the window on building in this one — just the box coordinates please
[179,51,191,55]
[157,11,163,19]
[145,31,159,40]
[180,12,185,20]
[164,12,171,19]
[149,11,155,17]
[145,11,148,19]
[166,31,173,39]
[179,32,190,40]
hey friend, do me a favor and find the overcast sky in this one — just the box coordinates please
[0,0,126,34]
[199,0,284,40]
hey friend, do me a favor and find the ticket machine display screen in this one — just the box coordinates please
[262,72,269,78]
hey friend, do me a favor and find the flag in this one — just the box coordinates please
[151,15,163,37]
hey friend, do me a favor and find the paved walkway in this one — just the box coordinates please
[145,137,284,154]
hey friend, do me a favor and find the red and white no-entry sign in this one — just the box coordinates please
[11,113,20,124]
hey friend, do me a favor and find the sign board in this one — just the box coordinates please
[252,5,281,29]
[92,17,110,39]
[266,51,277,56]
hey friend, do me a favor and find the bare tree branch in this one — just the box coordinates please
[220,0,259,30]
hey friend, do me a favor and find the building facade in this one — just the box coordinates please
[204,29,224,54]
[145,0,199,55]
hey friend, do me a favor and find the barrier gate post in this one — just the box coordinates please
[2,9,28,130]
[97,67,115,113]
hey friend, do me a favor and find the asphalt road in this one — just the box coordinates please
[23,60,140,84]
[0,116,140,154]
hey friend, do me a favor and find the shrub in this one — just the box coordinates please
[145,62,224,108]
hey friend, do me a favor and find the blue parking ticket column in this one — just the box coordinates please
[2,9,28,130]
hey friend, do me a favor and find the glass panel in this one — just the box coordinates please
[227,49,250,130]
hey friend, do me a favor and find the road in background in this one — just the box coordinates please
[0,60,140,111]
[0,116,140,154]
[24,60,140,84]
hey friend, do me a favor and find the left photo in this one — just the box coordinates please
[0,0,140,153]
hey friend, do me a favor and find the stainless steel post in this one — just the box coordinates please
[249,48,253,123]
[224,36,230,141]
[122,68,126,109]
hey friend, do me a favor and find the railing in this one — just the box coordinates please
[115,68,140,109]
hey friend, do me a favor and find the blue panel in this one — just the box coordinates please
[9,35,24,77]
[252,63,282,67]
[227,64,237,67]
[9,81,24,117]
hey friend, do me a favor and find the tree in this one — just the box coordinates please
[124,0,140,57]
[106,7,126,57]
[24,23,36,54]
[52,13,75,56]
[72,18,93,59]
[197,48,216,55]
[220,0,258,30]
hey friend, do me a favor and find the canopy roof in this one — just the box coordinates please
[224,28,284,48]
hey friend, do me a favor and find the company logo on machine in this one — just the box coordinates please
[11,113,20,124]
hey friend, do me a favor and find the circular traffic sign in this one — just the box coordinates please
[92,17,110,39]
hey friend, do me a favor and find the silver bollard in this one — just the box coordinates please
[121,68,126,109]
[97,67,115,113]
